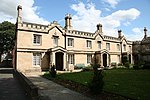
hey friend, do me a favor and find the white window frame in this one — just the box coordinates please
[123,44,126,51]
[117,44,120,51]
[97,41,101,49]
[118,55,120,63]
[33,53,41,66]
[106,43,110,50]
[53,36,58,47]
[87,40,92,48]
[68,38,74,47]
[68,54,74,64]
[87,54,92,64]
[33,34,41,45]
[129,46,131,51]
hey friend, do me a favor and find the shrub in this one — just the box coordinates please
[133,65,140,69]
[74,64,85,69]
[111,62,117,68]
[49,64,56,78]
[124,62,130,68]
[88,64,104,94]
[118,63,123,66]
[122,55,128,65]
[82,66,93,72]
[142,63,150,69]
[133,61,145,69]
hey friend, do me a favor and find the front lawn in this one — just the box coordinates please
[44,69,150,100]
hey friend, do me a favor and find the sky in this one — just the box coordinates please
[0,0,150,41]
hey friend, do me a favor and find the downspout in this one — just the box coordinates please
[120,42,122,64]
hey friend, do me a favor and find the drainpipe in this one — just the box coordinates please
[120,42,122,64]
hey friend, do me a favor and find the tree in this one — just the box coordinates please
[0,21,15,62]
[88,64,104,94]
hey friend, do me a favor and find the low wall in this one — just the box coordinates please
[14,70,39,100]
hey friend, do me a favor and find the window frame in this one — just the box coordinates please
[106,43,110,50]
[129,46,131,51]
[117,44,120,51]
[97,41,101,49]
[68,38,74,47]
[33,53,41,66]
[86,40,92,48]
[53,36,59,47]
[118,55,120,63]
[33,34,41,45]
[87,54,92,64]
[123,44,126,51]
[68,54,74,64]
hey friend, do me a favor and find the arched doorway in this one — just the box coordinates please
[55,52,63,70]
[103,54,107,67]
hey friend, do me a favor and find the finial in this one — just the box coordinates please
[118,30,122,33]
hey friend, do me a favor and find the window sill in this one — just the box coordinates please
[33,65,41,67]
[68,46,74,48]
[87,47,92,49]
[33,44,41,46]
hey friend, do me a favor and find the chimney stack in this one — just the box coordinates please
[144,27,147,39]
[97,23,102,33]
[118,30,122,38]
[65,14,72,30]
[17,5,22,23]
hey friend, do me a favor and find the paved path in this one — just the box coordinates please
[0,68,31,100]
[26,75,93,100]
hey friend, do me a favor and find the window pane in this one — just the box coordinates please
[118,55,120,63]
[87,54,92,63]
[33,35,41,44]
[54,37,58,46]
[117,44,120,51]
[106,43,110,50]
[68,38,74,46]
[33,53,41,66]
[87,40,92,48]
[98,41,101,49]
[123,44,126,51]
[68,54,74,64]
[129,46,131,51]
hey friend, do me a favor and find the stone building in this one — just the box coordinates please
[13,5,136,73]
[133,27,150,66]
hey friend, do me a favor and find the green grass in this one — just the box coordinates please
[44,69,150,100]
[103,69,150,100]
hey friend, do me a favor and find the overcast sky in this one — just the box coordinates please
[0,0,150,41]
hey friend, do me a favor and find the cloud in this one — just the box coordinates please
[125,27,144,40]
[103,0,120,8]
[0,0,49,24]
[71,2,101,32]
[132,27,142,34]
[71,2,140,38]
[101,8,140,35]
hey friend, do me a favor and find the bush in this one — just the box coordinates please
[122,55,128,65]
[111,62,117,68]
[82,66,93,72]
[124,62,130,68]
[118,63,123,66]
[49,64,56,78]
[74,64,85,69]
[88,64,104,94]
[133,61,145,69]
[142,63,150,69]
[133,65,140,69]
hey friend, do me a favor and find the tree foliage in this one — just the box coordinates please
[88,64,104,94]
[0,21,15,60]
